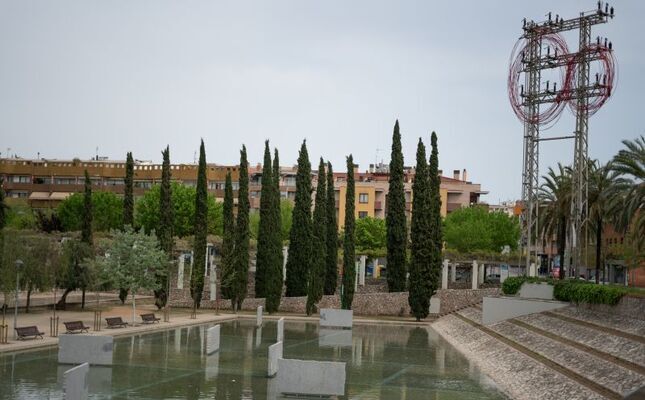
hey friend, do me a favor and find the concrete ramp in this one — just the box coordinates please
[482,296,567,325]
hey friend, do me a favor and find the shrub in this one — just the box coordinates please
[553,280,627,305]
[501,276,551,295]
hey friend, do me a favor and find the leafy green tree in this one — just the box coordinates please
[220,172,235,301]
[97,227,166,324]
[57,192,123,232]
[4,203,37,230]
[341,155,356,310]
[255,141,274,298]
[135,183,222,237]
[82,170,93,245]
[191,140,208,309]
[156,146,174,308]
[324,161,338,295]
[1,231,59,313]
[307,158,327,315]
[386,120,407,292]
[285,140,312,297]
[56,238,93,309]
[428,132,442,302]
[355,217,386,253]
[232,146,250,310]
[266,148,284,313]
[123,152,134,227]
[408,139,431,321]
[443,206,520,253]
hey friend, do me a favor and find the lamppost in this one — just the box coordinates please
[13,259,23,340]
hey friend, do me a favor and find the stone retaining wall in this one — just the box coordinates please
[169,282,500,317]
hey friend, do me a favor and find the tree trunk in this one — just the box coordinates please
[119,288,128,304]
[81,288,86,309]
[131,291,136,326]
[26,287,32,314]
[595,217,602,284]
[557,216,567,280]
[56,288,73,310]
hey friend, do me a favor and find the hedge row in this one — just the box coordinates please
[553,280,627,305]
[501,276,627,305]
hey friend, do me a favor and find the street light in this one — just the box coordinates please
[13,260,23,340]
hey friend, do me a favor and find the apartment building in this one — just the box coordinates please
[1,157,487,225]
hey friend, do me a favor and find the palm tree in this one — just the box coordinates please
[587,160,622,283]
[539,164,572,279]
[612,135,645,259]
[611,135,645,253]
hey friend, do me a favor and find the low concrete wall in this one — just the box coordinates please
[274,359,345,396]
[320,309,352,328]
[482,296,568,325]
[63,362,89,400]
[519,283,554,300]
[58,335,113,366]
[576,295,645,321]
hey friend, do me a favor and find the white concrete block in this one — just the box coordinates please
[519,283,554,300]
[267,341,283,377]
[320,308,352,328]
[472,261,478,290]
[206,325,220,355]
[482,296,567,325]
[58,335,113,366]
[209,263,216,301]
[441,259,449,289]
[277,318,284,342]
[276,359,345,396]
[255,326,262,348]
[318,328,352,348]
[429,296,441,314]
[63,362,89,400]
[256,306,263,327]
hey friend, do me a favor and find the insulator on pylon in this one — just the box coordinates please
[598,1,602,11]
[553,82,557,92]
[548,12,552,23]
[555,14,559,23]
[521,85,524,96]
[547,46,550,57]
[603,75,607,85]
[546,81,550,91]
[610,7,614,16]
[523,18,526,28]
[604,38,608,47]
[596,73,600,84]
[609,41,612,50]
[597,36,601,45]
[605,3,609,14]
[554,48,558,57]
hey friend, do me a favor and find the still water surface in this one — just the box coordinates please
[0,319,506,399]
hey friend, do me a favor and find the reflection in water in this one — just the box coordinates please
[0,320,506,400]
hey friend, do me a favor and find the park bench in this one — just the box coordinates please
[63,321,90,334]
[105,317,129,329]
[140,313,160,324]
[15,326,44,340]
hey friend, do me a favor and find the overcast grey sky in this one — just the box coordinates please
[1,1,643,201]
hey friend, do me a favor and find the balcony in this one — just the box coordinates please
[374,201,382,210]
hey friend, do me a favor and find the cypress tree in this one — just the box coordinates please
[285,140,312,297]
[191,139,208,309]
[265,148,283,313]
[341,155,355,310]
[0,178,6,229]
[408,139,432,321]
[324,161,338,295]
[220,172,235,301]
[306,158,327,315]
[428,132,443,300]
[232,145,250,311]
[386,120,407,292]
[81,170,93,246]
[255,141,274,299]
[123,152,134,227]
[156,146,173,308]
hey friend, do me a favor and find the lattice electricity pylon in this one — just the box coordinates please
[508,2,616,274]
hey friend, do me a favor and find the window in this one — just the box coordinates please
[54,177,77,185]
[10,175,30,183]
[359,193,369,203]
[358,211,368,218]
[134,181,152,189]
